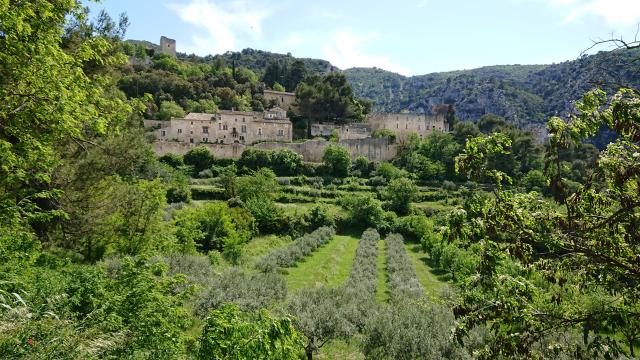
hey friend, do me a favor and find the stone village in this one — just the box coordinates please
[144,37,449,163]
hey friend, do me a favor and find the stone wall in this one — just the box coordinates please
[310,122,371,140]
[160,36,176,57]
[151,137,397,163]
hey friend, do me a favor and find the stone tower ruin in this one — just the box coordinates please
[160,36,176,57]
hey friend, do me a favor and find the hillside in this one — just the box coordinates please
[131,40,640,129]
[345,48,640,126]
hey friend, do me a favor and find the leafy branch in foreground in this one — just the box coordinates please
[451,88,640,358]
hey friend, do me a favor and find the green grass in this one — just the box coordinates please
[375,239,389,303]
[276,202,346,218]
[285,235,359,292]
[404,243,448,300]
[317,339,364,360]
[240,234,293,271]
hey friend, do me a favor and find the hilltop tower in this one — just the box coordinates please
[160,36,176,57]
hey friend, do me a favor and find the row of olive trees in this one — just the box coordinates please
[255,227,335,271]
[344,228,380,296]
[385,233,424,301]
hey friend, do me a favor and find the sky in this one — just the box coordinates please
[89,0,640,76]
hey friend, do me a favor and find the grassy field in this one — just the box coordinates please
[318,339,364,360]
[375,239,389,303]
[284,235,359,292]
[404,243,448,300]
[241,234,293,271]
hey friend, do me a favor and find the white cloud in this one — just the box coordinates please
[286,33,303,47]
[322,31,409,75]
[168,0,272,55]
[546,0,640,26]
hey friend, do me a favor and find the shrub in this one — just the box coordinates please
[339,193,385,229]
[184,146,215,174]
[159,153,184,168]
[385,233,424,300]
[304,204,336,229]
[323,144,351,177]
[198,304,302,360]
[383,177,419,215]
[196,268,287,314]
[344,229,380,296]
[393,215,434,242]
[255,227,336,271]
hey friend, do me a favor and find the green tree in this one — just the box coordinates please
[383,178,419,215]
[0,0,137,249]
[158,100,185,120]
[339,193,386,229]
[322,145,351,177]
[186,99,218,113]
[451,89,640,358]
[272,82,286,92]
[184,146,215,174]
[198,304,303,360]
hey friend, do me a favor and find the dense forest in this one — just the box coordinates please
[1,1,639,359]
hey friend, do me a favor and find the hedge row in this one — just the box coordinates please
[255,227,336,272]
[344,228,380,296]
[385,233,424,300]
[190,186,226,200]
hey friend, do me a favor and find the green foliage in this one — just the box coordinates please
[322,144,351,177]
[198,304,303,360]
[296,72,369,123]
[173,202,255,257]
[0,0,137,247]
[385,234,424,300]
[363,302,466,360]
[371,128,397,143]
[159,153,185,168]
[0,257,192,359]
[344,229,380,296]
[186,98,218,113]
[393,215,434,242]
[272,82,286,92]
[158,100,185,120]
[339,193,386,229]
[184,146,215,174]
[374,162,405,181]
[449,89,640,358]
[455,132,512,187]
[196,268,287,314]
[304,204,336,229]
[383,177,419,215]
[255,227,336,271]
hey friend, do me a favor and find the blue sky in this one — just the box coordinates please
[90,0,640,75]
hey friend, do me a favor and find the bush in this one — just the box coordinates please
[393,215,434,242]
[385,233,424,300]
[255,227,336,271]
[196,268,287,314]
[184,146,215,174]
[159,153,184,168]
[304,204,336,229]
[198,304,302,360]
[339,193,385,229]
[190,186,226,200]
[323,144,351,177]
[344,229,380,296]
[383,177,419,215]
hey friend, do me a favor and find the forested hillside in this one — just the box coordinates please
[345,48,640,125]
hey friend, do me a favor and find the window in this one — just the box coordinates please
[190,130,193,134]
[219,123,222,130]
[241,125,247,133]
[278,129,284,136]
[161,130,166,137]
[223,124,228,130]
[202,137,208,142]
[396,123,399,129]
[189,138,194,143]
[405,124,408,129]
[242,117,245,122]
[235,118,237,122]
[190,121,193,125]
[178,129,182,134]
[258,128,262,136]
[202,126,209,134]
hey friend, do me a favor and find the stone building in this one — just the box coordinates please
[366,113,449,142]
[147,107,292,145]
[160,36,176,57]
[310,122,371,140]
[263,90,297,113]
